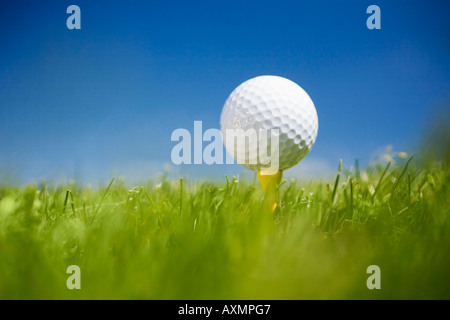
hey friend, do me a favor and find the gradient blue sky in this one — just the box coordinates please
[1,0,449,184]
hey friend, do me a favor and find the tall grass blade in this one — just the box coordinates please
[331,159,342,204]
[372,161,391,201]
[63,189,70,214]
[95,177,115,215]
[390,155,415,200]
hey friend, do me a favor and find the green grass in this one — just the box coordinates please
[0,154,449,299]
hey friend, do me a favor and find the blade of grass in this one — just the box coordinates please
[69,190,76,217]
[180,177,183,217]
[355,158,360,179]
[350,178,355,224]
[141,187,156,207]
[408,173,411,202]
[225,174,230,194]
[390,155,415,201]
[63,189,70,214]
[82,202,87,223]
[372,161,391,202]
[95,177,115,215]
[331,159,342,204]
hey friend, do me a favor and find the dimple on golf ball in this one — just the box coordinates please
[220,75,318,171]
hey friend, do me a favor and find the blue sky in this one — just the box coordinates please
[1,0,449,184]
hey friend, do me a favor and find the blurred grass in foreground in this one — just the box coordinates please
[0,146,449,300]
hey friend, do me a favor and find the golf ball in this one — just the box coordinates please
[220,75,318,171]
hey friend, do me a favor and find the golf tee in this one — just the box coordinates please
[258,170,283,213]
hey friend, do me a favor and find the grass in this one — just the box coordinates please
[0,152,449,299]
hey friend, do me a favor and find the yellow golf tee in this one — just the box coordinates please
[258,170,283,213]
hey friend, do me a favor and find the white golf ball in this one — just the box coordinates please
[220,75,318,171]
